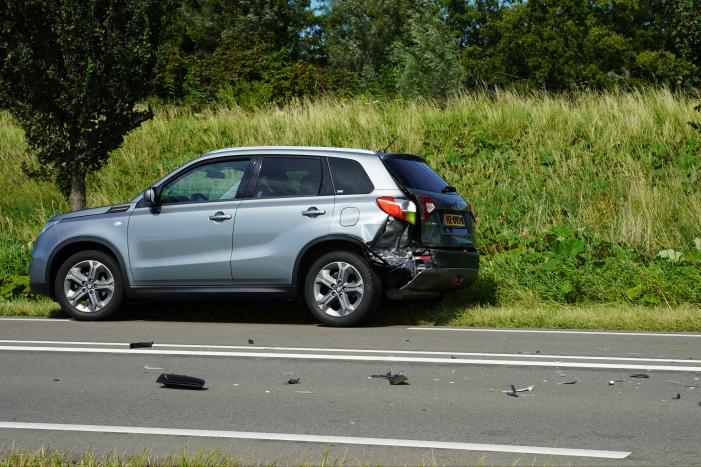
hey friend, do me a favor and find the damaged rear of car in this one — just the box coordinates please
[366,153,478,300]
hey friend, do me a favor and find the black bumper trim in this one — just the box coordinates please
[386,267,478,300]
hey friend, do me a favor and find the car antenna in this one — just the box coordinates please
[378,135,398,154]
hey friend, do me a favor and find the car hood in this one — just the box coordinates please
[49,204,132,222]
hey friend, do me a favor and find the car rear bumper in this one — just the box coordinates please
[386,249,478,299]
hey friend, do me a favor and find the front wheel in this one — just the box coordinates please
[55,250,125,320]
[304,251,382,326]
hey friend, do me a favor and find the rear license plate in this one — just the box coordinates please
[443,213,466,227]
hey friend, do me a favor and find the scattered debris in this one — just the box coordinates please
[450,356,456,359]
[53,378,60,382]
[144,365,164,370]
[669,380,696,389]
[558,380,578,385]
[630,373,650,378]
[503,385,534,396]
[295,390,314,394]
[248,339,254,345]
[608,379,623,386]
[130,341,153,349]
[389,374,408,385]
[535,350,540,354]
[371,371,409,385]
[672,394,681,400]
[286,378,301,385]
[156,373,205,390]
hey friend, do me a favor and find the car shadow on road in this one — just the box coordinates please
[115,277,498,327]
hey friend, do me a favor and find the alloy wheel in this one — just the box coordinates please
[313,261,364,317]
[63,259,115,313]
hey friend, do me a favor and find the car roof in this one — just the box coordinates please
[202,146,378,160]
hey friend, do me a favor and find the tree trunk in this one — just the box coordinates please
[69,168,86,211]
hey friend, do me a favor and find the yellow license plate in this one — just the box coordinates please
[443,213,466,227]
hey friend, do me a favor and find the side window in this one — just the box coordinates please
[254,157,322,198]
[160,159,250,204]
[329,158,374,195]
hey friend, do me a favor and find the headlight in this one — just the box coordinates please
[38,220,58,236]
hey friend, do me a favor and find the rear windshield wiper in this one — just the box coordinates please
[441,185,457,193]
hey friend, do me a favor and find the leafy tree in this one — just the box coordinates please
[0,0,161,210]
[664,0,701,86]
[321,0,414,91]
[392,0,464,98]
[154,0,317,103]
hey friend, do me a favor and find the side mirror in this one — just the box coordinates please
[143,187,159,207]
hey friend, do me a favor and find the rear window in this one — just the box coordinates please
[383,158,449,193]
[329,158,374,195]
[254,157,322,198]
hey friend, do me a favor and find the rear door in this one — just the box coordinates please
[381,154,476,248]
[231,156,335,285]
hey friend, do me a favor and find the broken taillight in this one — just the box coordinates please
[376,196,417,224]
[418,196,436,218]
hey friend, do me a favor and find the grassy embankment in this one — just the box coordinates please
[0,448,368,467]
[1,90,700,328]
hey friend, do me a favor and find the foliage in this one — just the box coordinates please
[1,90,700,307]
[0,0,162,210]
[145,0,701,103]
[153,0,325,104]
[391,0,464,99]
[0,275,30,300]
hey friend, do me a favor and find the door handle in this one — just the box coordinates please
[302,207,326,217]
[209,211,232,222]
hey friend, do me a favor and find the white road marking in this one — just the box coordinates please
[0,421,631,459]
[1,345,700,372]
[0,339,696,364]
[0,318,69,322]
[407,327,701,337]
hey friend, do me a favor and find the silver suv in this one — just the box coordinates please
[30,147,478,326]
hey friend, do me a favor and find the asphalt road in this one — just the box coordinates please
[1,317,700,465]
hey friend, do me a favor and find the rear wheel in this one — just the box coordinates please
[304,251,382,326]
[55,250,124,320]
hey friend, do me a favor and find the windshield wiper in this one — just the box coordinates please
[441,185,457,193]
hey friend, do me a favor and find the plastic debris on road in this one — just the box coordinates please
[248,339,254,344]
[630,373,650,378]
[672,393,681,400]
[558,380,578,385]
[130,341,153,349]
[371,371,409,385]
[669,380,696,389]
[503,385,534,397]
[286,378,301,385]
[156,373,206,390]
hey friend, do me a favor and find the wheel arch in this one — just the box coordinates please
[47,237,129,299]
[292,235,367,290]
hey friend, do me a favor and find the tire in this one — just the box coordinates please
[304,250,382,326]
[54,250,125,320]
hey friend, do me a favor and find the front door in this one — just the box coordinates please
[231,156,334,285]
[128,158,251,286]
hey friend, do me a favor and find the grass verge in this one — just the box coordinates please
[0,448,366,467]
[2,296,699,332]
